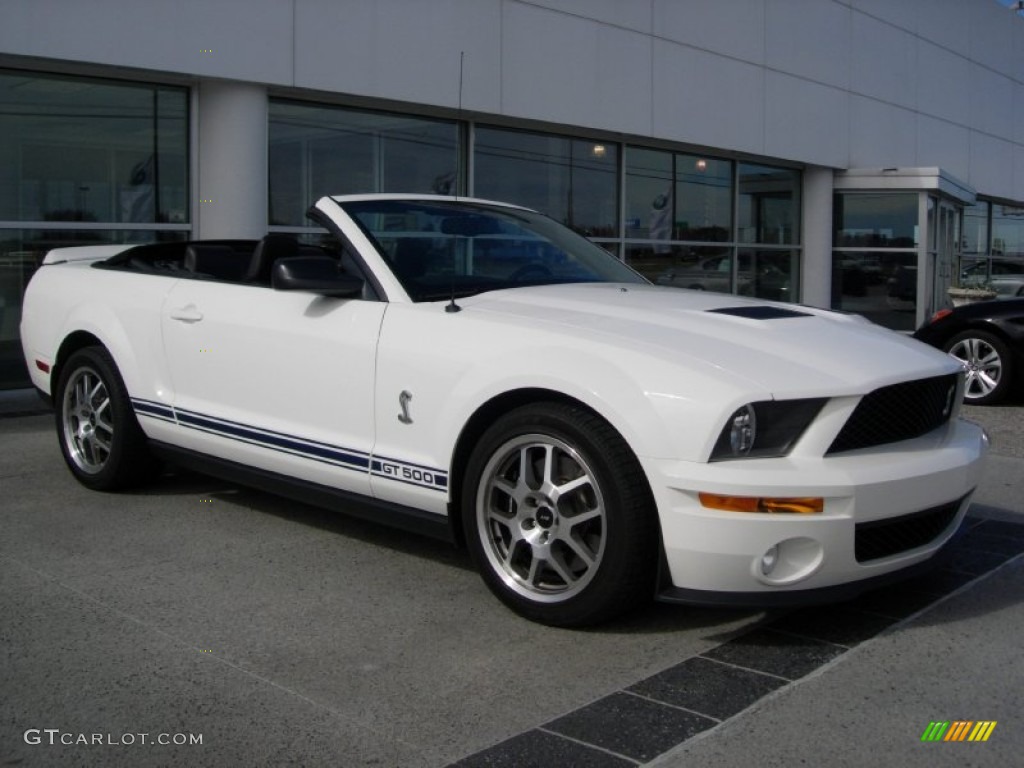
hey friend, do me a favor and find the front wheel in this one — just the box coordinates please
[55,346,157,490]
[462,402,659,627]
[945,330,1013,405]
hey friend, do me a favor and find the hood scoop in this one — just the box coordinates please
[707,306,812,320]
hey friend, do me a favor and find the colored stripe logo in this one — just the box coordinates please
[921,721,997,742]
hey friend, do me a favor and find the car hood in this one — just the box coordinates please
[459,283,955,398]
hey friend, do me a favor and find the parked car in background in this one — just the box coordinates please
[914,298,1024,405]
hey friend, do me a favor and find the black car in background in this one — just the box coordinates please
[913,298,1024,405]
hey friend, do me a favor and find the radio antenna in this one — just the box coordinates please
[456,50,464,201]
[446,51,465,314]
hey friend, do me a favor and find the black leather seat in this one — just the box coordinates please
[184,244,247,281]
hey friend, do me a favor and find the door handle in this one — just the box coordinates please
[170,305,204,323]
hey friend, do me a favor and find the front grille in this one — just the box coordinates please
[827,373,959,455]
[855,497,963,562]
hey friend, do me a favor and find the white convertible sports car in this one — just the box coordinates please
[21,194,988,626]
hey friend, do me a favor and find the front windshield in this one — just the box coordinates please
[339,199,646,301]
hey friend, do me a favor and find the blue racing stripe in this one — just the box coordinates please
[131,400,446,492]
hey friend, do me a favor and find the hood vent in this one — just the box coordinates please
[707,306,812,320]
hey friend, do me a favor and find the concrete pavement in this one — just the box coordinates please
[1,393,1021,767]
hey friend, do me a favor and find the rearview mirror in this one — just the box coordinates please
[272,256,364,298]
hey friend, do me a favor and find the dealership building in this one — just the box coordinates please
[1,0,1023,389]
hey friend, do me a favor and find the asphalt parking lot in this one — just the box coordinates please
[2,394,1022,767]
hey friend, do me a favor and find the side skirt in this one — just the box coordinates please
[149,441,455,543]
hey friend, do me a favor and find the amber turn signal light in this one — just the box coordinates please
[699,493,824,514]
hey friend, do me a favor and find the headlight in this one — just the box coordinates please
[710,398,827,461]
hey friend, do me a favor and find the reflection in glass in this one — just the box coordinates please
[674,154,731,242]
[738,164,799,245]
[473,127,618,237]
[738,249,798,302]
[0,71,189,225]
[831,250,917,331]
[834,193,918,247]
[625,148,673,242]
[627,244,732,290]
[962,202,988,256]
[269,101,459,225]
[992,203,1024,258]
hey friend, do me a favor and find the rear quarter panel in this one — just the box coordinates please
[21,262,179,406]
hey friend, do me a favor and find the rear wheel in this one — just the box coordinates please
[462,402,658,627]
[945,330,1013,405]
[55,347,156,490]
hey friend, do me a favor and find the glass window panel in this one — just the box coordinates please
[834,193,918,247]
[992,203,1024,258]
[738,164,800,245]
[0,71,188,225]
[627,243,733,290]
[268,101,458,226]
[831,250,917,331]
[738,249,799,302]
[473,127,618,237]
[625,147,673,241]
[962,202,988,256]
[674,154,732,242]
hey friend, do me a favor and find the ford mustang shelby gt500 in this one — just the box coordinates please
[21,194,987,626]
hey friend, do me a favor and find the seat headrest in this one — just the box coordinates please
[245,234,300,283]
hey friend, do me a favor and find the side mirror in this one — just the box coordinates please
[272,256,364,298]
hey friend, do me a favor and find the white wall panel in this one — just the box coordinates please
[968,0,1018,78]
[848,0,918,34]
[651,41,764,155]
[0,0,293,84]
[765,0,850,89]
[764,71,848,167]
[917,115,970,181]
[1016,145,1024,202]
[914,0,971,57]
[501,2,652,136]
[1016,83,1024,145]
[848,97,917,168]
[521,0,652,33]
[970,132,1014,197]
[916,40,971,127]
[294,0,502,113]
[850,12,916,106]
[652,0,765,65]
[969,65,1014,140]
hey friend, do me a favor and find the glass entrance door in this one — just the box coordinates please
[932,198,960,315]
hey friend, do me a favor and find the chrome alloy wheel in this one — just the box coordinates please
[62,366,114,474]
[475,434,606,603]
[948,336,1002,401]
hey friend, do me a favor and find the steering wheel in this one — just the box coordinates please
[509,262,553,281]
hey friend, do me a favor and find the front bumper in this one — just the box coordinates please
[643,418,988,603]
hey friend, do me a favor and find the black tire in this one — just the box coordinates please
[461,402,659,627]
[55,346,157,490]
[944,330,1013,405]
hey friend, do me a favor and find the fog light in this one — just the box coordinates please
[750,537,824,586]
